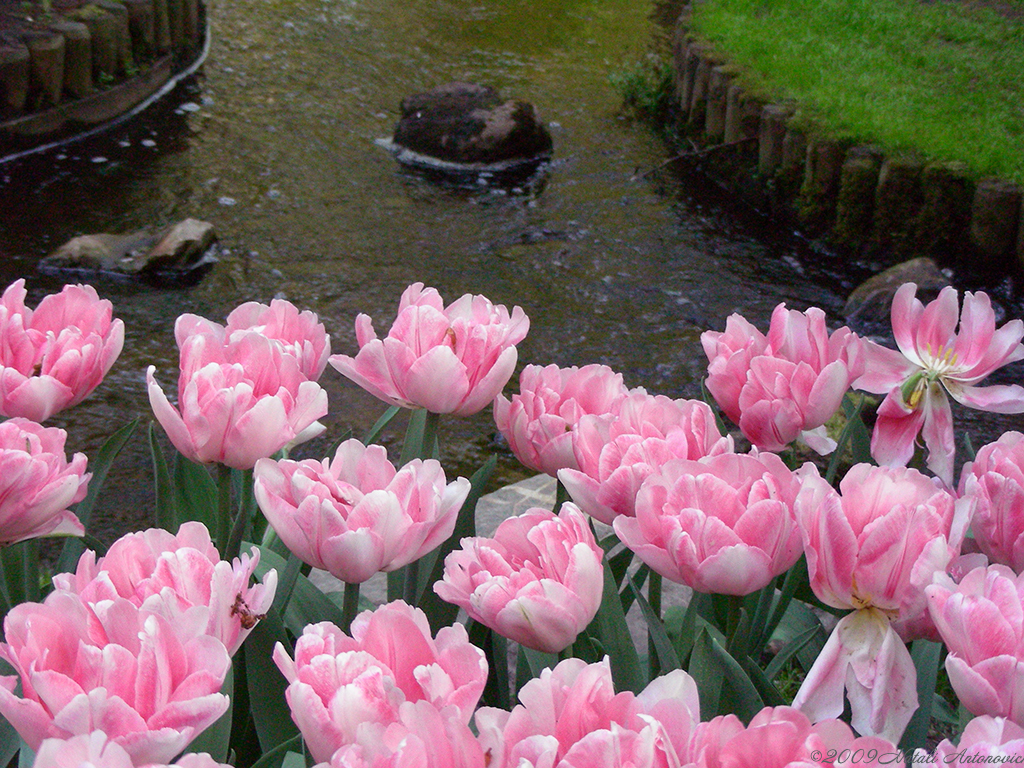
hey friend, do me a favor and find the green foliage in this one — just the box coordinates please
[609,55,675,121]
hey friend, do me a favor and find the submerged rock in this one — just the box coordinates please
[40,218,217,285]
[843,257,950,328]
[386,81,552,179]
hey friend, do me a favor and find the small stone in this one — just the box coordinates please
[141,139,156,147]
[218,196,237,206]
[179,101,201,112]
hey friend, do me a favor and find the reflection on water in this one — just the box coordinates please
[1,0,1022,540]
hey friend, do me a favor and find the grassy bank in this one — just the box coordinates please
[689,0,1024,184]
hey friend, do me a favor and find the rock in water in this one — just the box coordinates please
[843,257,950,329]
[390,82,552,169]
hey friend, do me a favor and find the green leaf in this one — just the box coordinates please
[398,409,428,466]
[245,609,301,752]
[899,639,943,753]
[56,418,138,574]
[469,620,510,710]
[588,557,644,693]
[149,421,179,533]
[769,600,827,673]
[185,666,233,760]
[626,574,680,671]
[364,405,402,445]
[0,715,21,768]
[250,544,346,633]
[173,452,219,531]
[764,624,822,681]
[415,455,496,632]
[690,627,764,721]
[281,752,308,768]
[740,655,787,707]
[17,743,33,768]
[248,737,303,768]
[664,592,712,666]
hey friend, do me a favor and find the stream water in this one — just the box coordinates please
[1,0,1022,540]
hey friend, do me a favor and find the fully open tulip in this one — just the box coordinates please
[854,283,1024,485]
[148,318,328,469]
[494,363,628,476]
[614,451,802,595]
[474,657,700,768]
[0,591,230,764]
[52,521,277,655]
[959,431,1024,572]
[793,463,970,741]
[558,390,733,525]
[254,439,470,583]
[0,279,124,421]
[690,706,896,768]
[433,504,603,653]
[273,601,488,763]
[0,417,90,546]
[926,564,1024,724]
[702,303,863,454]
[920,716,1024,765]
[33,731,232,768]
[329,282,529,416]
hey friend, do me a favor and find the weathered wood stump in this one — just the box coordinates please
[913,161,973,262]
[49,19,92,98]
[704,65,731,143]
[688,55,713,130]
[833,146,883,250]
[757,104,790,176]
[723,83,761,144]
[69,5,118,83]
[872,156,925,258]
[23,28,65,108]
[971,178,1022,267]
[123,0,155,60]
[797,138,845,234]
[0,33,31,114]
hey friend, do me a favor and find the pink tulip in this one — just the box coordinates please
[33,731,232,768]
[314,701,487,768]
[148,317,329,469]
[690,706,896,768]
[702,304,863,454]
[926,564,1024,724]
[0,591,230,764]
[433,504,603,653]
[254,439,470,583]
[329,283,529,416]
[792,463,970,741]
[272,601,488,763]
[614,451,802,595]
[959,431,1024,572]
[920,716,1024,765]
[494,363,628,476]
[0,417,90,546]
[0,279,124,421]
[221,298,331,380]
[854,283,1024,486]
[558,390,733,525]
[52,521,277,655]
[474,657,700,768]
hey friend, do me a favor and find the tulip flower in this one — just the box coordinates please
[855,283,1024,486]
[254,439,470,583]
[690,706,896,768]
[474,657,700,768]
[273,601,488,763]
[329,282,529,416]
[33,731,232,768]
[52,521,277,655]
[959,431,1024,572]
[926,564,1024,724]
[0,591,230,764]
[558,390,733,524]
[433,504,603,653]
[0,279,124,422]
[793,463,970,741]
[0,417,90,546]
[494,363,628,476]
[702,303,863,454]
[919,716,1024,765]
[148,317,329,469]
[174,300,331,382]
[615,451,803,595]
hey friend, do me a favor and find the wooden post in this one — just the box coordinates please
[971,179,1022,268]
[50,19,92,98]
[797,139,845,234]
[0,34,31,115]
[724,83,761,144]
[704,65,731,143]
[833,146,882,251]
[22,29,66,108]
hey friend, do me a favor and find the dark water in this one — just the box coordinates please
[1,0,1022,540]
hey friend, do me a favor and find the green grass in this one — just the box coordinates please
[690,0,1024,183]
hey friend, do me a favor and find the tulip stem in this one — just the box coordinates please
[341,581,361,634]
[648,571,662,677]
[724,594,745,654]
[555,479,570,512]
[216,464,232,553]
[403,559,420,605]
[422,410,440,460]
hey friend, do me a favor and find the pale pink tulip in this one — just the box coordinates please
[0,417,89,546]
[33,731,232,768]
[926,564,1024,724]
[148,318,328,469]
[690,706,896,768]
[0,591,230,764]
[314,700,487,768]
[920,716,1024,765]
[855,283,1024,485]
[254,439,470,583]
[329,283,529,416]
[614,451,802,595]
[494,363,628,476]
[475,657,700,768]
[0,279,124,421]
[558,390,733,525]
[702,304,863,454]
[221,298,331,380]
[959,431,1024,572]
[53,521,276,655]
[433,504,603,653]
[272,601,487,763]
[793,463,971,741]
